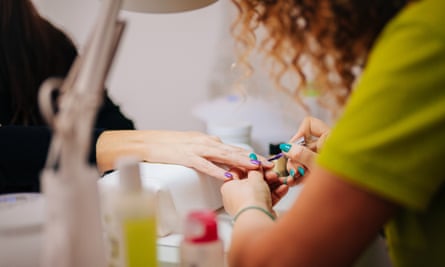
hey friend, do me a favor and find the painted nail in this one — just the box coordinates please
[293,136,306,146]
[224,172,233,179]
[279,143,292,152]
[250,159,261,165]
[289,169,296,177]
[282,177,288,185]
[297,166,305,176]
[249,153,258,160]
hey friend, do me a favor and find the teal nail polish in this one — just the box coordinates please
[249,153,258,160]
[279,143,292,152]
[289,169,296,177]
[297,166,305,176]
[282,177,288,185]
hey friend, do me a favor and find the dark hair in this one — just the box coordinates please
[0,0,77,125]
[231,0,408,113]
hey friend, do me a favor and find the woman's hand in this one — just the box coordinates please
[96,130,273,180]
[279,117,331,185]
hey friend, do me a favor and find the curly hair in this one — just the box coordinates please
[231,0,408,114]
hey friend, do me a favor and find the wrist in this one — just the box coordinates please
[233,205,276,223]
[96,130,146,172]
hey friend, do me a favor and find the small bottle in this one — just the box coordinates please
[104,156,158,267]
[180,210,224,267]
[269,143,289,177]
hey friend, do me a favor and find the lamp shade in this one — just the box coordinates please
[122,0,218,13]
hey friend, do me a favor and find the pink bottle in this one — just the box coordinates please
[180,210,224,267]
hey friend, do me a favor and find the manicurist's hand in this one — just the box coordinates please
[221,169,287,218]
[291,116,331,157]
[278,116,331,186]
[96,130,272,180]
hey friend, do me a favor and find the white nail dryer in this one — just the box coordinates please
[99,162,224,237]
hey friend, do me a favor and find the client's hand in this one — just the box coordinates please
[96,130,271,180]
[221,169,287,218]
[279,116,331,186]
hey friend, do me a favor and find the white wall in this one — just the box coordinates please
[33,0,230,131]
[32,0,317,155]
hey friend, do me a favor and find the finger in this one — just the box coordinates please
[247,169,264,182]
[264,169,279,181]
[290,116,330,141]
[271,184,288,205]
[286,166,306,186]
[286,145,316,169]
[224,167,247,180]
[315,131,331,152]
[264,170,281,191]
[201,144,274,170]
[189,157,243,181]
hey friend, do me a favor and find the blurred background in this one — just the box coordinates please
[31,0,324,156]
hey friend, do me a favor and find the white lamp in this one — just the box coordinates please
[37,1,217,267]
[123,0,217,13]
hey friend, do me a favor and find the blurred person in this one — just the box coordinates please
[0,0,269,194]
[222,0,445,266]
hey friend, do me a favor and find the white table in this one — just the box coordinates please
[157,186,303,266]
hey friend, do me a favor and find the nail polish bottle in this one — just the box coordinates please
[102,156,158,267]
[180,210,224,267]
[269,143,288,177]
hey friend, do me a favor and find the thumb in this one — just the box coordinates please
[287,144,317,169]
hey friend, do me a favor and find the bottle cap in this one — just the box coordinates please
[269,143,282,155]
[116,156,142,192]
[183,210,219,243]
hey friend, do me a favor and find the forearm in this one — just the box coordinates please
[229,209,276,267]
[96,130,154,173]
[226,167,396,267]
[96,129,267,179]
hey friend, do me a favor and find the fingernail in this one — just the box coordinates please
[289,169,296,177]
[224,172,233,179]
[282,177,288,185]
[297,166,305,176]
[250,159,261,165]
[279,143,292,152]
[249,153,258,160]
[293,136,306,146]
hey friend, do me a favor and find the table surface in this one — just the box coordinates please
[0,186,303,267]
[157,186,303,266]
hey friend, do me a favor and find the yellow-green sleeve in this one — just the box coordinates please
[317,12,445,211]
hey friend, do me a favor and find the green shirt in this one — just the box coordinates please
[317,0,445,266]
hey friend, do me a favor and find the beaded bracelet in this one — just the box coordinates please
[233,206,276,222]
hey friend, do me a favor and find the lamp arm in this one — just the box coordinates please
[37,0,219,266]
[40,0,125,171]
[37,0,127,266]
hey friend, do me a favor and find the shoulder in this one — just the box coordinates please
[384,0,445,39]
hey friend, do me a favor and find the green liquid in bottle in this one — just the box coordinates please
[124,217,157,267]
